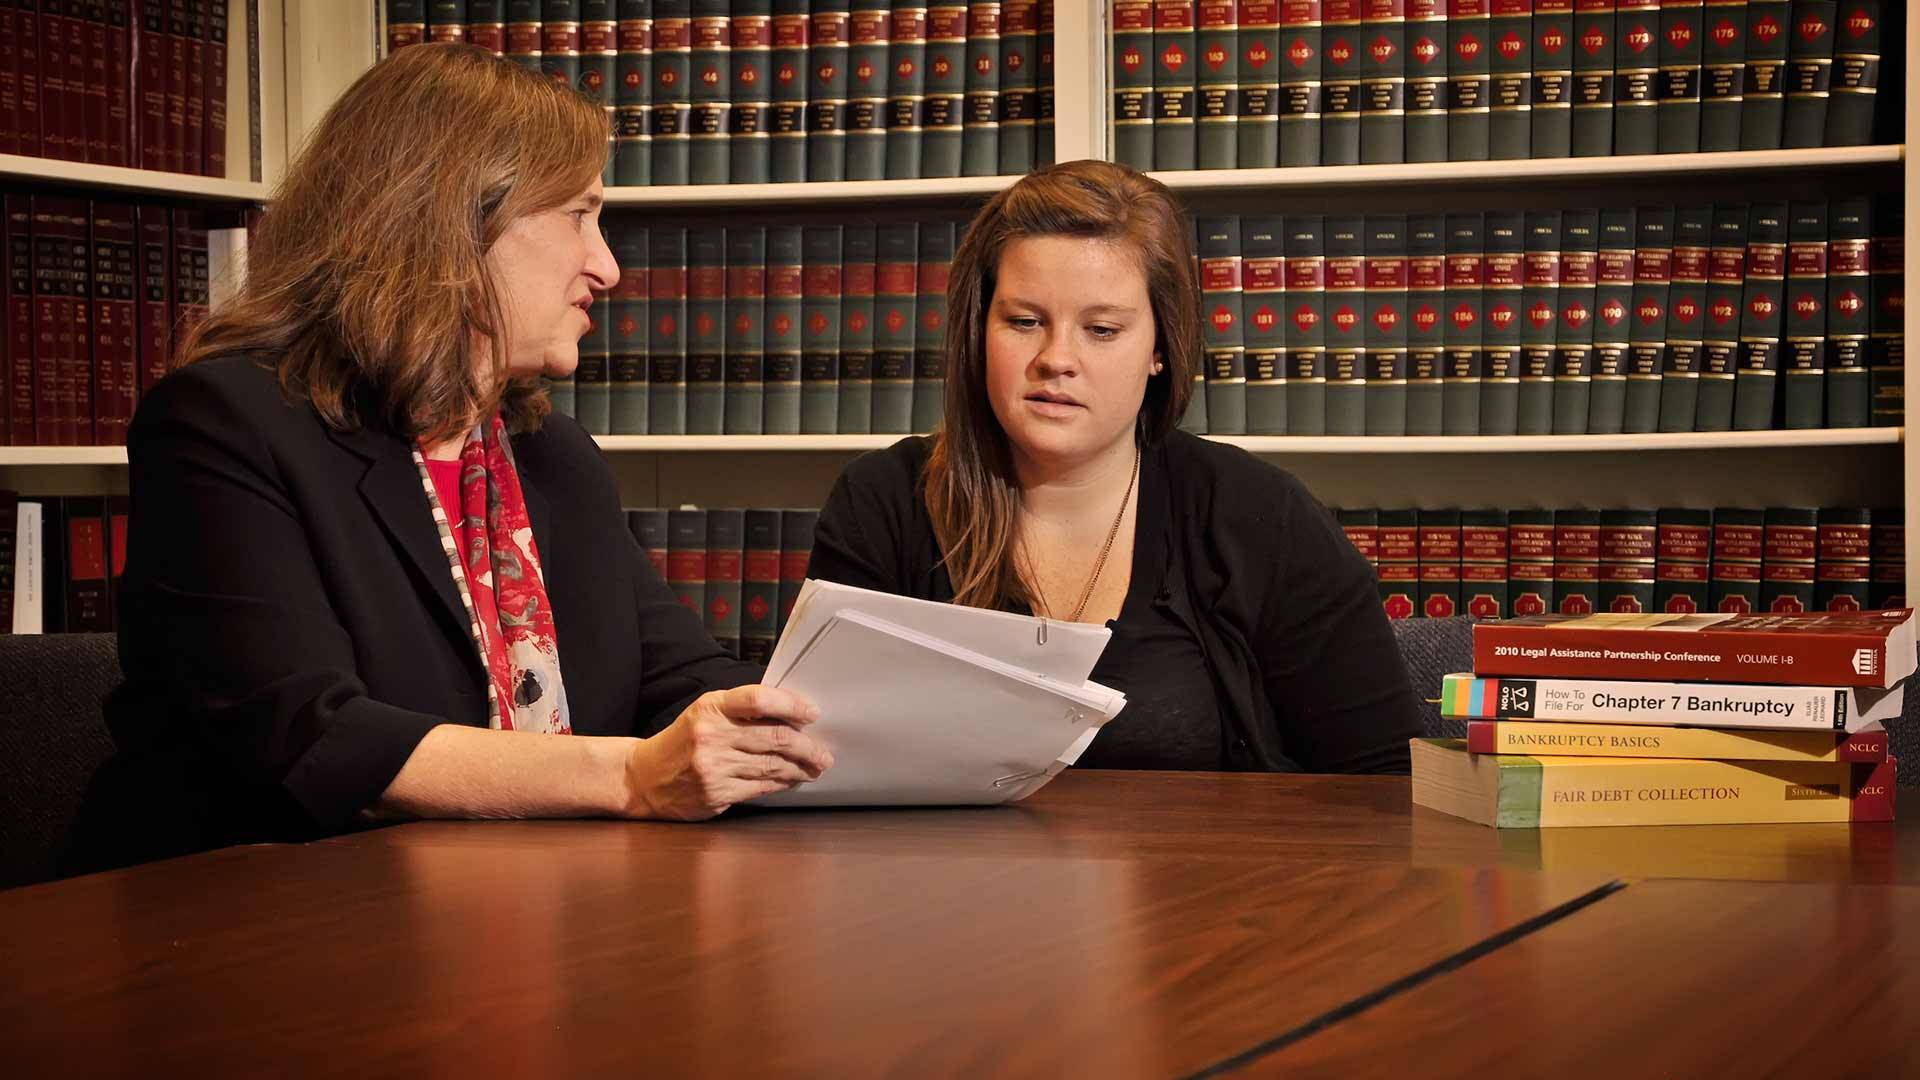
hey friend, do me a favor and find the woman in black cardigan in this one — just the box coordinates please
[76,44,830,870]
[808,162,1421,774]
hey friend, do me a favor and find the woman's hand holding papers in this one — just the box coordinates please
[625,686,835,820]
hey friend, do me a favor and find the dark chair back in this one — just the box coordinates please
[0,633,120,889]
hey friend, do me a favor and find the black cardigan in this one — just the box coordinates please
[74,355,761,868]
[807,432,1421,774]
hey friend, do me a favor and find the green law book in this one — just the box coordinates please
[688,0,731,184]
[1654,507,1713,613]
[809,0,852,181]
[997,0,1038,173]
[1363,214,1409,435]
[1359,0,1405,164]
[872,224,918,432]
[1198,215,1247,434]
[1506,511,1556,615]
[886,3,929,178]
[1709,506,1764,613]
[1319,0,1362,164]
[1279,0,1324,166]
[741,509,782,663]
[1781,200,1827,429]
[1404,0,1448,162]
[1733,201,1788,430]
[1488,0,1531,158]
[1824,0,1880,145]
[1824,196,1870,428]
[1623,205,1672,433]
[1869,194,1901,427]
[913,221,955,432]
[648,227,689,434]
[667,508,708,622]
[777,509,819,634]
[1285,215,1328,434]
[1656,206,1712,432]
[1238,0,1281,168]
[686,227,727,433]
[1459,509,1509,619]
[1552,207,1598,434]
[391,0,429,53]
[1154,0,1199,169]
[1780,0,1835,147]
[724,226,766,434]
[509,0,545,74]
[839,224,876,433]
[1814,507,1872,612]
[1196,0,1240,167]
[1696,202,1747,431]
[1324,215,1366,434]
[1553,508,1601,615]
[1597,508,1658,613]
[1738,0,1789,148]
[1113,0,1157,169]
[542,1,585,96]
[1037,0,1055,163]
[1571,0,1615,155]
[1589,209,1636,433]
[764,225,804,432]
[650,0,692,184]
[1612,0,1659,153]
[729,0,773,183]
[1417,509,1463,617]
[1242,215,1288,433]
[1181,219,1211,433]
[1759,506,1818,613]
[1531,0,1574,156]
[583,3,621,186]
[614,0,654,185]
[1406,214,1446,435]
[1518,209,1561,434]
[1448,0,1491,159]
[961,0,1001,175]
[847,0,892,179]
[1376,510,1419,618]
[610,222,650,433]
[924,2,968,176]
[627,508,670,581]
[577,293,614,433]
[1480,209,1524,434]
[1442,211,1485,435]
[704,508,745,656]
[1656,0,1704,152]
[1699,0,1746,150]
[771,0,809,180]
[800,225,844,434]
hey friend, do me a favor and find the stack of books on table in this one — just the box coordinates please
[1413,609,1915,828]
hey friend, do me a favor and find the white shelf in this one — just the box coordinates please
[0,154,271,203]
[603,174,1021,209]
[0,447,133,465]
[1151,145,1905,194]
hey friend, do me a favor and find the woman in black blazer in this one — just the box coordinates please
[76,43,830,870]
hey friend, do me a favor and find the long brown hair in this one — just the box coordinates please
[178,42,610,442]
[926,160,1199,611]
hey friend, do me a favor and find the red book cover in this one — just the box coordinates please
[63,494,112,631]
[1472,608,1919,687]
[2,197,30,445]
[137,0,169,169]
[84,0,111,163]
[165,0,188,172]
[202,0,226,176]
[106,0,133,166]
[0,3,18,156]
[135,203,171,393]
[16,0,42,157]
[1850,757,1897,820]
[91,202,136,445]
[181,0,205,174]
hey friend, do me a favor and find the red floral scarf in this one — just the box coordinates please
[413,415,571,734]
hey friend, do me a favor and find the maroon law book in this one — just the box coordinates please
[0,2,18,156]
[83,0,111,163]
[181,0,206,174]
[15,0,43,157]
[39,1,80,159]
[65,199,94,445]
[105,0,134,166]
[2,197,30,445]
[29,198,66,444]
[135,203,172,394]
[90,202,137,445]
[165,0,189,171]
[170,207,209,359]
[203,0,226,176]
[137,0,170,169]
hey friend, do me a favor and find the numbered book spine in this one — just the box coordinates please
[1696,202,1746,430]
[809,0,852,180]
[923,1,967,176]
[1488,0,1531,158]
[1448,0,1492,159]
[470,0,509,53]
[1569,0,1614,154]
[1443,211,1485,434]
[582,2,619,183]
[1711,505,1764,612]
[91,202,137,445]
[1597,508,1657,611]
[650,0,692,184]
[1462,508,1509,618]
[1612,0,1659,151]
[800,224,843,434]
[1480,210,1523,433]
[610,223,650,433]
[1552,208,1597,433]
[960,0,1001,175]
[764,225,804,432]
[1868,193,1902,427]
[1240,0,1282,167]
[1376,510,1418,618]
[741,508,782,662]
[1518,209,1561,433]
[1734,201,1787,429]
[1530,0,1574,155]
[847,0,891,179]
[777,508,819,635]
[887,3,929,179]
[1824,197,1870,428]
[1738,0,1788,148]
[615,0,655,186]
[1780,0,1834,147]
[686,227,727,433]
[769,0,808,181]
[683,0,726,188]
[648,226,688,433]
[1699,0,1745,149]
[578,293,613,433]
[1824,0,1879,145]
[131,202,168,406]
[1242,216,1288,433]
[1402,0,1447,160]
[183,0,208,173]
[1360,0,1406,163]
[1192,0,1237,167]
[1782,200,1828,429]
[1624,204,1671,433]
[1657,206,1710,431]
[1761,505,1818,612]
[1655,0,1704,152]
[1113,0,1157,168]
[1319,0,1361,163]
[1653,506,1712,610]
[667,507,708,619]
[728,0,772,182]
[1553,508,1602,615]
[839,224,876,433]
[1363,215,1409,435]
[199,0,224,174]
[913,221,955,432]
[1154,0,1199,168]
[1279,0,1324,165]
[1816,507,1872,611]
[1406,214,1447,434]
[1285,215,1328,433]
[1323,216,1366,434]
[997,0,1036,172]
[724,225,766,433]
[1338,508,1380,571]
[1198,216,1247,433]
[1418,509,1463,617]
[704,508,744,656]
[872,223,918,433]
[1507,509,1557,615]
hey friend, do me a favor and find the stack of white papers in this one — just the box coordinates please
[750,579,1128,807]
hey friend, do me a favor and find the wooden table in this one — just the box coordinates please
[2,771,1916,1076]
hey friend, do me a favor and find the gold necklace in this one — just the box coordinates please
[1051,443,1141,624]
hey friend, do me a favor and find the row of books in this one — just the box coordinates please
[0,1,233,176]
[550,220,958,435]
[1413,610,1911,827]
[1115,0,1900,171]
[384,0,1057,185]
[1179,200,1906,436]
[0,195,215,447]
[1337,504,1907,620]
[627,505,819,662]
[0,492,126,634]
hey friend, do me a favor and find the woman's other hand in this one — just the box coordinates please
[624,685,833,820]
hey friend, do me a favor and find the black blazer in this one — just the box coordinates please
[76,355,759,867]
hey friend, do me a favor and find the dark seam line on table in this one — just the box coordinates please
[1180,878,1631,1079]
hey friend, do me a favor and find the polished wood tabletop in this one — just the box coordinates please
[2,771,1916,1077]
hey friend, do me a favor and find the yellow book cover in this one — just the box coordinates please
[1411,738,1897,828]
[1463,720,1889,764]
